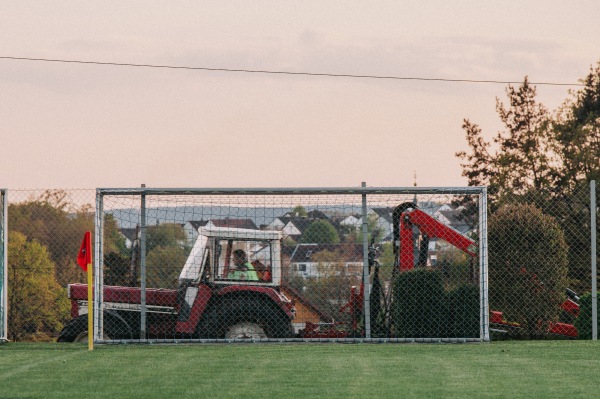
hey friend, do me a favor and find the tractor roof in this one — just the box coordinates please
[198,226,281,241]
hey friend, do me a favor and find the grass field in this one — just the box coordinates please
[1,341,599,398]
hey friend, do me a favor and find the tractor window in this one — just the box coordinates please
[214,239,273,283]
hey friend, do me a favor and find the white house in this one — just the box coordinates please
[289,243,363,279]
[183,220,209,243]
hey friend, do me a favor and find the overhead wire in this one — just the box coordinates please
[0,56,584,87]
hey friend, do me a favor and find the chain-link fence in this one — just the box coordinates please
[0,189,7,342]
[57,187,489,343]
[3,184,598,342]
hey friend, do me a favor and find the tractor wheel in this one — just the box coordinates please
[224,322,268,339]
[57,312,132,342]
[199,297,294,340]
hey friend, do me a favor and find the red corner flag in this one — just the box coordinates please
[77,231,92,272]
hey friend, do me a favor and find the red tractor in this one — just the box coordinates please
[58,227,295,342]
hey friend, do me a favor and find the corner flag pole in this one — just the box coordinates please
[77,231,93,350]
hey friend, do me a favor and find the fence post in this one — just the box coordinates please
[140,184,147,339]
[1,189,7,342]
[94,190,104,341]
[361,182,371,339]
[591,180,597,341]
[479,187,490,342]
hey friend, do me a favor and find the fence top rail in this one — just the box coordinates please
[97,186,486,196]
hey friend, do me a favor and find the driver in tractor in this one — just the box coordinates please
[227,249,259,281]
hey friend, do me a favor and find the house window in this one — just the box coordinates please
[298,264,307,272]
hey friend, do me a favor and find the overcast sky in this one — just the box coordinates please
[1,1,599,189]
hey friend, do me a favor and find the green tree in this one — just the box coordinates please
[488,204,568,338]
[8,190,95,287]
[457,66,600,291]
[104,214,128,256]
[146,245,188,289]
[104,252,131,286]
[7,232,69,341]
[345,213,383,244]
[291,205,308,217]
[553,61,600,193]
[146,223,187,253]
[457,77,555,198]
[299,220,340,244]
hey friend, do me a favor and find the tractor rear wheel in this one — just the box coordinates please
[198,297,294,339]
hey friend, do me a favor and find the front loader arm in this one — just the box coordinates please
[396,203,476,272]
[406,209,477,257]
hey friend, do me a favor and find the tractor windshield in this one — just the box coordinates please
[214,238,274,283]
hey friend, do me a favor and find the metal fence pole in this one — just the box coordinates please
[1,189,7,342]
[94,190,104,341]
[479,187,490,342]
[591,180,597,341]
[140,185,147,339]
[361,182,371,339]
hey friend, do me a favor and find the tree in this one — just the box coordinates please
[299,220,340,244]
[488,204,568,338]
[103,214,128,257]
[290,205,308,217]
[7,232,69,341]
[345,213,384,244]
[553,61,600,193]
[457,77,556,198]
[146,223,188,253]
[457,67,600,291]
[146,245,187,289]
[8,190,95,287]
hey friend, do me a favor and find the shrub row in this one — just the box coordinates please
[391,269,480,338]
[574,292,600,340]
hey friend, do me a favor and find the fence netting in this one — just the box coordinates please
[3,184,597,342]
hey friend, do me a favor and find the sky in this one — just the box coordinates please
[1,1,599,189]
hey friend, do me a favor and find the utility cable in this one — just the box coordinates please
[0,56,584,87]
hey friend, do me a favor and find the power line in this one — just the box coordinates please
[0,56,584,87]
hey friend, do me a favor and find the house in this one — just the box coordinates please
[289,243,364,279]
[183,220,209,243]
[266,216,291,231]
[357,207,394,242]
[119,227,138,249]
[281,217,314,241]
[280,282,334,334]
[338,214,362,230]
[433,208,472,234]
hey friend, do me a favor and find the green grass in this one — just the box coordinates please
[1,341,599,398]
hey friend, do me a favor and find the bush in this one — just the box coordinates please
[391,269,446,338]
[574,292,599,340]
[446,284,480,338]
[488,203,569,338]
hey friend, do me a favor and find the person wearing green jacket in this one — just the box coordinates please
[228,249,259,281]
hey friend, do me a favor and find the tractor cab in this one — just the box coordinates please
[179,227,283,288]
